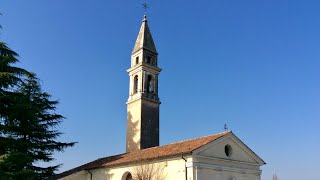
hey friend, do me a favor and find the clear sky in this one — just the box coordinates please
[1,0,320,179]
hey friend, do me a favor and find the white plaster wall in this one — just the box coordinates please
[59,155,262,180]
[59,157,187,180]
[59,135,264,180]
[192,135,263,180]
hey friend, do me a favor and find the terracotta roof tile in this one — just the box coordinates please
[56,131,231,179]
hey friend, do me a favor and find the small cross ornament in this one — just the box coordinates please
[142,1,149,14]
[224,123,228,131]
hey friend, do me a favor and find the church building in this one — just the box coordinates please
[56,15,265,180]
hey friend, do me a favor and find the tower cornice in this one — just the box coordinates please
[127,64,162,75]
[132,47,158,55]
[126,96,161,105]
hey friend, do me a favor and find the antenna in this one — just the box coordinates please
[224,123,228,131]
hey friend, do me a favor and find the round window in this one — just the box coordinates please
[225,144,232,157]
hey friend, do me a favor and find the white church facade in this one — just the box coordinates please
[56,15,265,180]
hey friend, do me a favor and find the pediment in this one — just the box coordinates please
[193,132,265,165]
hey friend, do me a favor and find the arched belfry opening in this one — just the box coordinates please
[133,75,138,94]
[146,75,153,93]
[146,56,151,64]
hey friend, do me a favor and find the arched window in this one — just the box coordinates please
[121,172,133,180]
[146,75,153,93]
[154,57,157,66]
[146,56,151,64]
[225,144,232,157]
[126,173,133,180]
[133,75,138,93]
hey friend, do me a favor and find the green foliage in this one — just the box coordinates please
[0,42,75,179]
[0,42,29,89]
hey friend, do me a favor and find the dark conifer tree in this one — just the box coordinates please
[0,42,75,179]
[0,42,32,179]
[12,75,75,179]
[0,42,29,88]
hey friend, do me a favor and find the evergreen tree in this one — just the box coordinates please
[0,42,75,178]
[0,42,29,88]
[0,42,32,179]
[1,74,76,179]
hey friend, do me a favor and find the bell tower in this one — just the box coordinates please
[126,15,161,152]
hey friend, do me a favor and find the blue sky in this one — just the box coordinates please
[1,0,320,179]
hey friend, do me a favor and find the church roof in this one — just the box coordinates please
[56,131,231,179]
[132,15,157,54]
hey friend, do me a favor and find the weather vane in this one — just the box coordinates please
[224,123,228,131]
[142,1,149,14]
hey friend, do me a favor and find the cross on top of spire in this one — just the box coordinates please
[142,1,149,15]
[224,123,228,131]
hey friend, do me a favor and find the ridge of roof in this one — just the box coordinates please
[55,131,231,179]
[157,131,232,148]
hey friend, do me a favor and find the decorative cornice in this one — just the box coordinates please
[187,161,262,175]
[194,155,260,166]
[126,96,161,105]
[127,64,161,75]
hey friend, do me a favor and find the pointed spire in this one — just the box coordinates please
[132,15,157,54]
